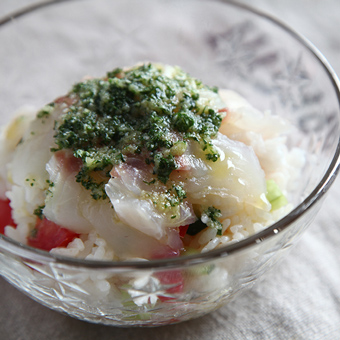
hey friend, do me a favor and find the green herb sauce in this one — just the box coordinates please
[51,63,223,199]
[33,205,45,220]
[186,206,223,236]
[203,206,223,235]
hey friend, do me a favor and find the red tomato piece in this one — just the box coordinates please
[0,199,16,234]
[179,225,189,238]
[27,218,79,251]
[156,270,184,302]
[152,249,184,301]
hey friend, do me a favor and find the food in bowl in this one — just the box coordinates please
[0,63,304,262]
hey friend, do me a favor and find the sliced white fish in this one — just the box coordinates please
[43,151,94,233]
[105,161,197,240]
[83,198,182,260]
[5,105,63,229]
[8,105,62,190]
[44,152,184,258]
[0,108,36,198]
[172,134,270,216]
[219,89,292,140]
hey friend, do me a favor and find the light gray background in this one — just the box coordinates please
[0,1,340,339]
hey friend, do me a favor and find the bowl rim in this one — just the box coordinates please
[0,0,340,270]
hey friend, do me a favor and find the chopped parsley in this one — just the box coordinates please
[153,153,177,184]
[187,206,223,236]
[202,206,223,235]
[52,63,223,199]
[33,205,45,220]
[25,178,36,187]
[37,103,55,119]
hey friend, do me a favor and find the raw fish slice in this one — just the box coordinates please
[172,134,270,215]
[219,89,291,140]
[83,198,182,260]
[0,109,35,198]
[44,152,184,258]
[43,151,94,233]
[8,106,60,190]
[105,160,197,240]
[5,105,63,231]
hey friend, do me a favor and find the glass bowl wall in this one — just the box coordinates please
[0,0,339,327]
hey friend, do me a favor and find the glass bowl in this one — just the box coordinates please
[0,0,339,327]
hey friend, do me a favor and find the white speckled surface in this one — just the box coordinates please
[0,1,340,339]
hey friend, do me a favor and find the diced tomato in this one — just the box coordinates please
[27,218,79,251]
[152,249,184,301]
[0,199,16,234]
[156,270,184,302]
[179,225,189,238]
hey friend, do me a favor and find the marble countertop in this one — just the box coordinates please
[0,1,339,339]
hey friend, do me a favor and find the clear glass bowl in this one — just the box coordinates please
[0,0,339,327]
